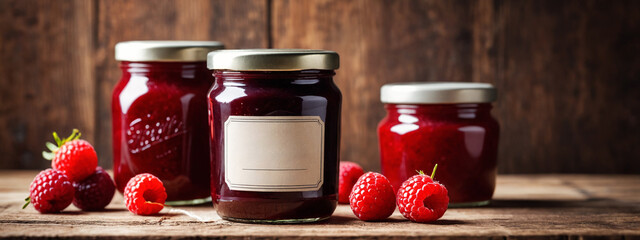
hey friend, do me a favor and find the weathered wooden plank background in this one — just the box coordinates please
[0,0,638,173]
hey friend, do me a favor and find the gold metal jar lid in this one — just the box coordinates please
[207,49,340,71]
[115,41,224,62]
[381,82,497,104]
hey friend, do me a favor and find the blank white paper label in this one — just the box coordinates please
[224,116,325,192]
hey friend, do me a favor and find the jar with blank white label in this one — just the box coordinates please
[207,49,341,223]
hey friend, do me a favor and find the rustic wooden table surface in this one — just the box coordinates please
[1,171,639,239]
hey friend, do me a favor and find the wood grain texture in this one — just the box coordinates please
[273,0,478,172]
[0,0,95,169]
[272,0,640,173]
[0,0,639,173]
[94,0,269,167]
[494,0,640,173]
[2,171,639,239]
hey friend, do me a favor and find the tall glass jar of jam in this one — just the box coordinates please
[207,49,341,223]
[378,82,499,207]
[112,41,224,205]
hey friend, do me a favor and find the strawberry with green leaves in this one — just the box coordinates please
[43,129,98,182]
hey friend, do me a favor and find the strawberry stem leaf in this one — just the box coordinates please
[52,129,81,148]
[63,129,80,144]
[22,197,30,209]
[42,151,54,160]
[53,132,62,146]
[45,142,58,152]
[45,129,82,160]
[431,164,438,179]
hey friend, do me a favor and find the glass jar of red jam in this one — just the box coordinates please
[112,41,224,205]
[378,82,499,207]
[207,49,341,223]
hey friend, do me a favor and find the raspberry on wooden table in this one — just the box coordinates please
[396,165,449,222]
[338,161,364,203]
[124,173,167,215]
[72,167,116,211]
[24,169,75,213]
[348,172,396,221]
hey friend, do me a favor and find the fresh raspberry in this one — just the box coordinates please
[72,167,116,211]
[349,172,396,221]
[43,129,98,182]
[396,165,449,222]
[24,169,75,213]
[124,173,167,215]
[339,161,365,203]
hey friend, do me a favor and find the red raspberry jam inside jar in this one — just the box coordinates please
[112,41,223,205]
[378,82,499,207]
[207,49,341,223]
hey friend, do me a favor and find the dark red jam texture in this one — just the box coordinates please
[378,103,499,204]
[208,70,341,220]
[112,62,212,202]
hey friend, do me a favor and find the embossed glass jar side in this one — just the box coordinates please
[112,41,223,205]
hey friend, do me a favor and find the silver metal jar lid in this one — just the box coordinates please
[115,41,224,62]
[380,82,497,104]
[207,49,339,71]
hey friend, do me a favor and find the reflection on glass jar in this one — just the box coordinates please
[112,41,223,205]
[207,49,341,223]
[378,82,499,207]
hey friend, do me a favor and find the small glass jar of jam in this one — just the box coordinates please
[207,49,341,223]
[378,82,499,207]
[112,41,224,205]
